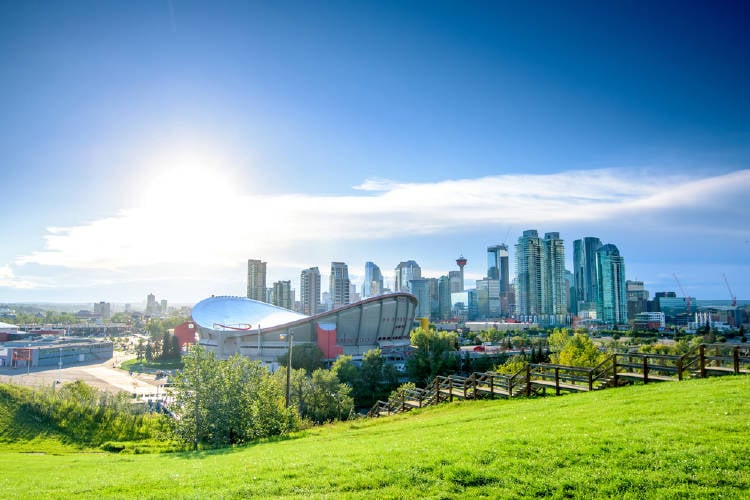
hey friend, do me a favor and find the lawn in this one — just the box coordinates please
[1,376,748,498]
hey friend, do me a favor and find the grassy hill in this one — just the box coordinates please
[1,376,749,498]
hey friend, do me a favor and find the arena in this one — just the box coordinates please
[191,293,418,365]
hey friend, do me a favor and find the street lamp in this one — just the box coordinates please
[279,332,294,407]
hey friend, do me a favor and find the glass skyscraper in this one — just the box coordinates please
[300,267,321,315]
[573,237,602,314]
[515,230,543,319]
[596,244,627,325]
[362,261,383,298]
[487,244,510,314]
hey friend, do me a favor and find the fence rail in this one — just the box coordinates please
[367,343,750,418]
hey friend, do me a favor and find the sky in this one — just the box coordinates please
[1,1,749,306]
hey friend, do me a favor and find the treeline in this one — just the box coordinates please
[0,381,168,448]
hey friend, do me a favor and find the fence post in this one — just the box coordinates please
[525,364,531,396]
[734,346,740,374]
[489,374,494,399]
[449,376,453,402]
[555,367,560,395]
[677,357,683,381]
[699,345,706,378]
[613,354,618,387]
[643,356,649,384]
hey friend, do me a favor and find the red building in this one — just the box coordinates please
[173,321,198,348]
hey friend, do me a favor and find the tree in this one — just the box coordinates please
[170,346,298,449]
[406,328,459,386]
[279,344,324,373]
[495,355,528,375]
[357,349,399,408]
[303,369,354,423]
[550,333,606,367]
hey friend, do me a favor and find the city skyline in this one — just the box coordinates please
[1,2,749,304]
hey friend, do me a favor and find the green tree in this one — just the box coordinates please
[406,328,459,386]
[494,355,528,375]
[550,333,606,367]
[278,344,324,373]
[170,346,298,449]
[303,369,354,423]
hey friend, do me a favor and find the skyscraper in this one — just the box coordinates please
[476,278,501,319]
[408,278,431,320]
[515,230,543,319]
[271,280,293,310]
[438,275,452,320]
[573,237,602,314]
[247,259,267,302]
[300,267,321,316]
[330,262,350,309]
[395,260,421,292]
[596,244,628,325]
[541,232,567,325]
[362,261,384,298]
[487,244,510,314]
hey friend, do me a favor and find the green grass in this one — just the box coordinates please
[1,376,749,498]
[119,358,183,372]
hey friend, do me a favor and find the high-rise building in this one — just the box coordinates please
[362,262,384,298]
[271,280,293,310]
[596,244,628,325]
[448,271,462,293]
[330,262,350,309]
[408,278,431,320]
[515,230,543,320]
[626,280,649,320]
[395,260,421,292]
[476,278,501,319]
[487,244,511,314]
[94,301,111,319]
[541,232,567,325]
[300,267,321,316]
[573,237,602,314]
[438,275,452,320]
[247,259,267,302]
[146,293,158,315]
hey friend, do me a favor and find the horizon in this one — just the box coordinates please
[2,2,748,304]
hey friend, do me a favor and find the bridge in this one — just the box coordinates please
[368,343,750,417]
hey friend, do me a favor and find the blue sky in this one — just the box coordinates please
[1,1,748,306]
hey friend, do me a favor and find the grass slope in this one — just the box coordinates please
[2,376,749,498]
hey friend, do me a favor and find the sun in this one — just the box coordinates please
[137,151,242,217]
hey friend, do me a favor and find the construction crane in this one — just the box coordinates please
[673,274,692,316]
[722,274,737,307]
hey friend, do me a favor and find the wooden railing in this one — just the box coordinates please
[367,343,750,418]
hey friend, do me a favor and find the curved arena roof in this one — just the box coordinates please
[192,296,307,332]
[191,293,418,362]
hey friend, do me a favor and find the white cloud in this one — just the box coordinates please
[13,168,750,280]
[0,265,37,289]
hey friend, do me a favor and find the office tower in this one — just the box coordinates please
[448,271,462,293]
[487,244,511,314]
[247,259,267,302]
[271,280,293,310]
[408,278,431,320]
[395,260,421,292]
[542,232,567,325]
[515,229,543,319]
[362,262,384,298]
[626,280,649,320]
[565,270,575,314]
[476,278,501,319]
[573,237,602,314]
[438,275,452,320]
[455,255,467,292]
[300,267,321,316]
[330,262,350,308]
[596,244,628,324]
[160,299,168,315]
[146,293,157,315]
